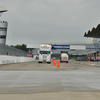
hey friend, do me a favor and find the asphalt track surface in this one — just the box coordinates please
[0,61,100,100]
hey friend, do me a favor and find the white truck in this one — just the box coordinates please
[38,44,52,64]
[60,51,69,63]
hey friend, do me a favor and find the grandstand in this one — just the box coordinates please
[0,44,28,57]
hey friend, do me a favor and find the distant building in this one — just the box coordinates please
[0,21,8,45]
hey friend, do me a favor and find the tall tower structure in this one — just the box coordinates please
[0,10,8,45]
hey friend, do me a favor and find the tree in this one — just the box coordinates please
[11,44,29,52]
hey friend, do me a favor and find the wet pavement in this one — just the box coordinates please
[0,61,100,99]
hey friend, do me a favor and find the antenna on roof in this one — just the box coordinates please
[0,10,8,17]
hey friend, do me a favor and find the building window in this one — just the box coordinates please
[0,28,7,31]
[0,35,6,39]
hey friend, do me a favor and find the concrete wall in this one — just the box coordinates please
[0,55,35,65]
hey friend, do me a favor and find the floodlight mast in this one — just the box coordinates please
[0,10,8,17]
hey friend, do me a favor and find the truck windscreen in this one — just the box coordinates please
[40,51,50,54]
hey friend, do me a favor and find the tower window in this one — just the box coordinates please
[0,28,7,31]
[0,35,6,39]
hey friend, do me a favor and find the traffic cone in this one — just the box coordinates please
[87,59,90,62]
[57,61,60,68]
[52,60,56,66]
[53,60,56,66]
[52,60,54,62]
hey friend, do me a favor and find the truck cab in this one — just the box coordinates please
[38,44,52,64]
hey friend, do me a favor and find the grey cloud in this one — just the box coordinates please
[0,0,100,45]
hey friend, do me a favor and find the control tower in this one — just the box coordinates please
[0,10,8,45]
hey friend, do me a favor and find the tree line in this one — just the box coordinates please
[11,44,29,52]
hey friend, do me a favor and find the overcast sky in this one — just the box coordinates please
[0,0,100,45]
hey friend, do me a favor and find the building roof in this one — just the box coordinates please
[0,10,7,13]
[84,24,100,38]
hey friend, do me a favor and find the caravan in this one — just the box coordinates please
[60,51,69,63]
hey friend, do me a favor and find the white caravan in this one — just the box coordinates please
[38,44,52,64]
[60,51,69,63]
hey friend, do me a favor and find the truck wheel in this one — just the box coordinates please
[38,62,42,63]
[47,62,51,64]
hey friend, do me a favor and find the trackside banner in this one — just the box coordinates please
[27,53,32,57]
[51,45,70,49]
